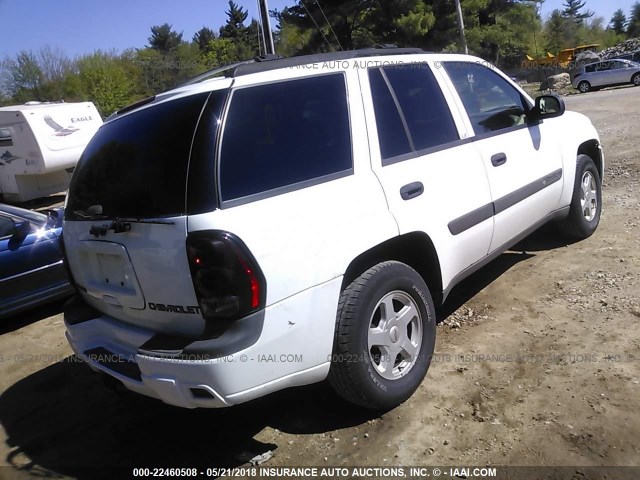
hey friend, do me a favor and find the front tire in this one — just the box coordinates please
[559,154,602,239]
[577,81,591,93]
[328,261,436,410]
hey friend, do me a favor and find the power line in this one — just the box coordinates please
[301,0,334,51]
[315,0,343,51]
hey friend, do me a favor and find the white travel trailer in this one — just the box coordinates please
[0,102,102,202]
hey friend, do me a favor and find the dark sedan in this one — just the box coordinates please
[0,203,73,319]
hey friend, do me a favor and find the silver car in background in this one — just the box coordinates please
[572,59,640,93]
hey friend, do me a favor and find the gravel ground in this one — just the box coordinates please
[0,86,638,480]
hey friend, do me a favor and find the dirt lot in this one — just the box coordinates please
[0,86,639,479]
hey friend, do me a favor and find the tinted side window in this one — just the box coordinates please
[67,93,210,220]
[443,62,529,135]
[381,65,459,152]
[0,215,14,238]
[220,74,352,202]
[368,69,412,159]
[585,65,596,73]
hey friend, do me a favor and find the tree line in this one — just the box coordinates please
[2,0,639,116]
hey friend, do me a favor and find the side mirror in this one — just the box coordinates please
[12,219,30,240]
[529,95,565,121]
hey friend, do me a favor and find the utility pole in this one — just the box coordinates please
[257,0,276,55]
[454,0,468,55]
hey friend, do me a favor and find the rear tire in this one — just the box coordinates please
[632,73,640,87]
[328,261,436,410]
[558,154,602,239]
[577,81,591,93]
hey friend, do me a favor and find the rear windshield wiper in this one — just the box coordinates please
[115,217,175,225]
[89,217,175,237]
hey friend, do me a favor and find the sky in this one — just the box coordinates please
[0,0,293,59]
[0,0,637,60]
[539,0,635,24]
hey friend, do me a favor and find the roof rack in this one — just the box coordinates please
[228,45,425,78]
[111,46,427,118]
[176,46,425,87]
[177,59,256,88]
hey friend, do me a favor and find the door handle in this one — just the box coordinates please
[491,153,507,167]
[400,182,424,201]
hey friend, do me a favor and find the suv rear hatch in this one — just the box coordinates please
[64,88,228,337]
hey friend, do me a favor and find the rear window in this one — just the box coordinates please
[66,93,210,220]
[219,74,352,203]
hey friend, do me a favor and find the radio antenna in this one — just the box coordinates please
[257,0,276,55]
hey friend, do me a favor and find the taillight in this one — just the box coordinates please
[186,231,266,321]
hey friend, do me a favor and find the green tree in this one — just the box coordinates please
[193,27,216,52]
[583,16,624,48]
[77,51,133,116]
[544,9,567,53]
[204,38,239,68]
[37,46,75,101]
[278,0,437,53]
[609,9,627,35]
[273,19,312,57]
[0,64,13,106]
[134,48,165,96]
[6,51,44,102]
[218,2,260,59]
[219,1,249,39]
[148,23,184,52]
[628,2,640,37]
[458,0,542,66]
[173,42,207,82]
[562,0,594,25]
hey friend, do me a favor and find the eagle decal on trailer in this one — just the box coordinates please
[44,115,80,136]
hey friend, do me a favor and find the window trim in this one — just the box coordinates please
[378,68,416,152]
[382,120,543,167]
[216,72,354,209]
[184,90,216,215]
[382,137,474,166]
[219,169,354,209]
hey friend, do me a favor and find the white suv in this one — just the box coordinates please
[63,47,603,410]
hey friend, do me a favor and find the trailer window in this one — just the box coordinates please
[0,128,12,147]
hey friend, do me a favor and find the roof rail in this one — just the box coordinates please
[177,59,256,88]
[115,96,156,116]
[228,46,425,77]
[112,46,427,118]
[176,46,424,86]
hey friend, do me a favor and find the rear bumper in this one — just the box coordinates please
[64,277,341,408]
